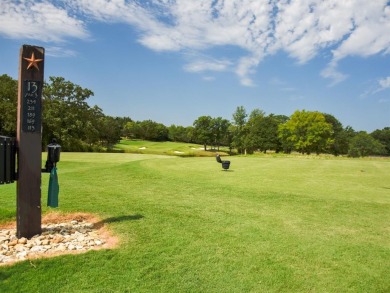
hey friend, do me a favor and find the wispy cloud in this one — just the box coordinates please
[46,46,78,57]
[184,59,232,73]
[320,61,348,86]
[360,76,390,97]
[269,77,296,92]
[289,95,305,101]
[379,76,390,89]
[202,76,216,82]
[1,0,390,86]
[371,76,390,94]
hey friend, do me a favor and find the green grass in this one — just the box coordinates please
[1,152,389,292]
[115,139,230,156]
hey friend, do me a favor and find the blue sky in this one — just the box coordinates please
[1,0,389,132]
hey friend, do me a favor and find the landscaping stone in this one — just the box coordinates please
[0,219,107,265]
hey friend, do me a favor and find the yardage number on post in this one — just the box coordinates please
[22,80,42,133]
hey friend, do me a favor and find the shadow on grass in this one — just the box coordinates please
[0,272,11,282]
[95,214,144,228]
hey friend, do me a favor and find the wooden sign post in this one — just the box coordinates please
[16,45,44,238]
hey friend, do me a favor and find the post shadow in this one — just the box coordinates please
[94,214,144,229]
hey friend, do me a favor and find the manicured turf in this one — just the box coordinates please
[115,139,229,156]
[0,152,389,292]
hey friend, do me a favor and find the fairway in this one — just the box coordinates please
[1,153,389,292]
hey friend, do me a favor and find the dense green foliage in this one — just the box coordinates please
[42,77,130,151]
[123,119,169,141]
[0,74,388,156]
[279,110,333,155]
[0,74,17,137]
[231,105,248,154]
[192,116,230,151]
[348,131,386,157]
[371,127,390,155]
[1,153,389,292]
[245,111,286,154]
[0,75,126,151]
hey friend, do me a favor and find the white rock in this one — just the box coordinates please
[30,246,45,252]
[18,237,27,244]
[16,251,27,259]
[1,219,107,265]
[14,244,26,252]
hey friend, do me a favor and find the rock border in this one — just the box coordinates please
[0,212,119,266]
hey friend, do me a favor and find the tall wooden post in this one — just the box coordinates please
[16,45,45,238]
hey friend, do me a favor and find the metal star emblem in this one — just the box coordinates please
[23,52,43,70]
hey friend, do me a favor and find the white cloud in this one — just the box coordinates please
[235,54,263,87]
[320,61,348,86]
[202,76,215,81]
[331,2,390,61]
[184,59,232,73]
[67,0,273,86]
[374,76,390,93]
[1,0,390,86]
[360,76,390,96]
[0,0,89,42]
[139,32,183,51]
[45,46,78,58]
[379,76,390,89]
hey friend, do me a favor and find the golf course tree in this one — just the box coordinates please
[348,131,386,157]
[193,115,214,150]
[43,77,97,151]
[0,74,17,136]
[323,113,356,156]
[231,106,248,154]
[243,109,265,154]
[123,120,169,141]
[115,116,133,138]
[99,115,124,149]
[272,114,290,152]
[211,117,231,151]
[139,120,169,141]
[192,116,231,151]
[278,110,333,155]
[371,127,390,156]
[244,110,286,154]
[123,121,140,139]
[42,76,122,151]
[168,125,194,143]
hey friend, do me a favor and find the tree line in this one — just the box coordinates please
[1,74,389,157]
